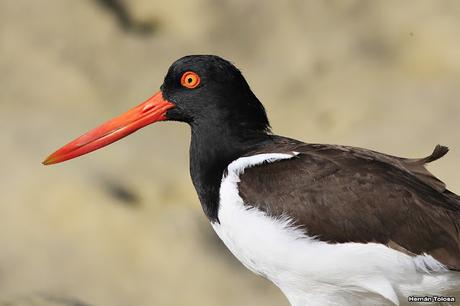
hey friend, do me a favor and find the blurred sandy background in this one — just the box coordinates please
[1,0,460,305]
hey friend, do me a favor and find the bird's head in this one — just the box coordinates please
[43,55,270,165]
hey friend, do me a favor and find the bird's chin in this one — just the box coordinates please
[163,107,192,123]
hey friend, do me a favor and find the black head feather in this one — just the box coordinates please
[159,55,273,221]
[162,55,271,134]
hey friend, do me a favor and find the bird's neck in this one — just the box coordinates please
[189,121,271,222]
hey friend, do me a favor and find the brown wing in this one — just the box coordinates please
[238,140,460,270]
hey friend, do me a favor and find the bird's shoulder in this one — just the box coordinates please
[244,136,451,194]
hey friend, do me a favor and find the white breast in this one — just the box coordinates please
[211,153,460,306]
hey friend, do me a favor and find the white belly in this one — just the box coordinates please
[211,153,459,306]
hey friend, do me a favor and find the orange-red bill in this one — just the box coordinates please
[43,91,174,165]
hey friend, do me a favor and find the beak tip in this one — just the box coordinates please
[42,156,56,166]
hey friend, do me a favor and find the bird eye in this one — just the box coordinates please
[180,71,200,89]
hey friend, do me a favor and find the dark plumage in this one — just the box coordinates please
[163,55,272,221]
[161,56,460,271]
[238,138,460,270]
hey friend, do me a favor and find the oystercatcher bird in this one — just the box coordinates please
[44,55,460,305]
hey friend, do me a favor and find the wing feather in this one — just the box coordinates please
[238,141,460,270]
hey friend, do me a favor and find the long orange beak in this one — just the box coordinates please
[43,91,174,165]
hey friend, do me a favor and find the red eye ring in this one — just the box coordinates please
[180,71,200,89]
